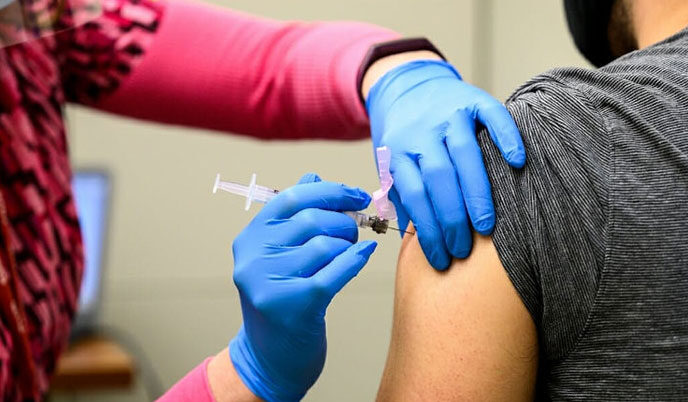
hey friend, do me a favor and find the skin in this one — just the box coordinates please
[360,50,442,99]
[608,0,637,57]
[207,348,260,402]
[206,2,688,399]
[377,230,538,401]
[630,0,688,49]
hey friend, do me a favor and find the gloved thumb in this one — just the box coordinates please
[311,240,377,301]
[298,172,322,184]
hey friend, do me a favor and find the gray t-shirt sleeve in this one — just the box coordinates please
[477,71,612,361]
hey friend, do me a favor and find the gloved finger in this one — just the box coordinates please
[297,172,322,184]
[474,97,526,168]
[268,208,358,246]
[310,240,377,302]
[445,110,495,236]
[388,187,409,237]
[417,137,472,258]
[260,181,371,220]
[391,156,451,270]
[274,235,353,277]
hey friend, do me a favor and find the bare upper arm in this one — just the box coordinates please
[377,230,538,401]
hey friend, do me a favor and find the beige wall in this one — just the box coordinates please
[58,1,588,400]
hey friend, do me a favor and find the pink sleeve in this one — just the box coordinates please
[58,0,399,140]
[157,357,216,402]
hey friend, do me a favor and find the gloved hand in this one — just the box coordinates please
[229,173,377,402]
[366,59,526,270]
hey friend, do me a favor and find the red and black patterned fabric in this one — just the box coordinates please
[0,0,162,399]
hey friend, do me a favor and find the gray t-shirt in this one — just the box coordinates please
[478,29,688,400]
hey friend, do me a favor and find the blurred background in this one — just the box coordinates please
[54,0,588,400]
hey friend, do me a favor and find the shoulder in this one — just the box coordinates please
[476,65,616,362]
[509,32,688,142]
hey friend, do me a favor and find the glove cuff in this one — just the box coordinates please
[366,60,462,144]
[229,330,306,402]
[356,37,446,105]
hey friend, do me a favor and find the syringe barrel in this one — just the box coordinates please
[344,211,367,228]
[343,211,388,234]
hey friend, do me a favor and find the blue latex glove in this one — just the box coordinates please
[367,59,526,270]
[229,173,377,402]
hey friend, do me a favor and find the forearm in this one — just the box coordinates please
[89,0,399,140]
[208,348,261,402]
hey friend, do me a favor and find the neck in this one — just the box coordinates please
[633,0,688,49]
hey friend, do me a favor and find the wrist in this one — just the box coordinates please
[229,332,307,402]
[357,37,446,103]
[361,50,442,100]
[207,348,261,402]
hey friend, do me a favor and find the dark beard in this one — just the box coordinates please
[608,0,638,57]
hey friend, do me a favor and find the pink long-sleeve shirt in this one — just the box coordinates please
[0,0,397,399]
[68,0,399,140]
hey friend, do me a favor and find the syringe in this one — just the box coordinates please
[212,173,410,235]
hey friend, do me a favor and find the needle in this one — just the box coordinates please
[387,226,415,235]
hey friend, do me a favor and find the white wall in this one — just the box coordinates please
[57,1,588,400]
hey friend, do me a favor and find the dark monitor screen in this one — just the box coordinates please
[72,171,110,331]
